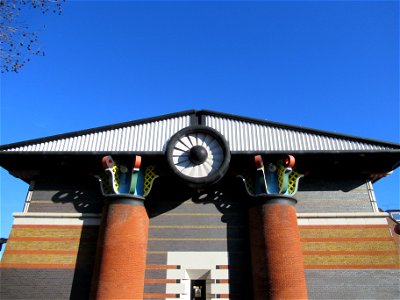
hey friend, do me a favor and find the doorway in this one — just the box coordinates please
[190,280,206,300]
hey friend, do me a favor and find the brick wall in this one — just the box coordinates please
[300,225,399,269]
[0,225,98,299]
[1,176,399,299]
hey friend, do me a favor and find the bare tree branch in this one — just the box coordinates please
[0,0,64,73]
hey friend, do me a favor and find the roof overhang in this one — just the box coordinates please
[1,110,399,182]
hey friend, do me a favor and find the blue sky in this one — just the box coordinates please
[1,1,399,255]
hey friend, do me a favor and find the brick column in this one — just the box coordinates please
[94,195,149,300]
[248,196,308,300]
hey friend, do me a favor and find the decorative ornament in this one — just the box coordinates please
[95,155,158,197]
[239,154,304,197]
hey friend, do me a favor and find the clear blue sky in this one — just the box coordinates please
[1,1,399,256]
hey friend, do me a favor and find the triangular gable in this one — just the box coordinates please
[0,110,399,154]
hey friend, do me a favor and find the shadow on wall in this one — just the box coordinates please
[45,180,102,299]
[47,174,254,299]
[191,181,254,299]
[50,178,103,213]
[69,224,100,300]
[145,175,253,299]
[145,177,192,217]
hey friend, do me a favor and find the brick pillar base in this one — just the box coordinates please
[94,196,149,300]
[248,196,308,300]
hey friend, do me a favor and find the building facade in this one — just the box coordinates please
[1,110,399,299]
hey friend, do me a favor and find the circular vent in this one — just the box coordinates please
[166,126,231,187]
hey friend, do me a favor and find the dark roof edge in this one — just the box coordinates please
[1,149,399,156]
[0,110,198,151]
[198,110,400,149]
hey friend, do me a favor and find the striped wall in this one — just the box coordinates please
[141,180,399,299]
[300,225,399,269]
[0,224,99,299]
[1,225,99,269]
[3,219,397,270]
[1,216,399,299]
[144,193,253,300]
[1,177,399,299]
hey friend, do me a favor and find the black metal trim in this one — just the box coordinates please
[229,150,400,155]
[0,151,165,156]
[247,195,298,207]
[104,194,145,206]
[189,112,200,125]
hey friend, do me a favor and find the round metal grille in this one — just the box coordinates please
[166,126,230,187]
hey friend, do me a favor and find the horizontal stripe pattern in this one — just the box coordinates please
[2,223,399,271]
[302,242,397,251]
[303,255,399,265]
[2,225,98,269]
[0,263,78,269]
[299,225,399,269]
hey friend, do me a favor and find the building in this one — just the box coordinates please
[0,110,399,299]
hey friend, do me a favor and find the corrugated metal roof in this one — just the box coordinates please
[2,114,191,153]
[0,110,398,154]
[203,114,395,152]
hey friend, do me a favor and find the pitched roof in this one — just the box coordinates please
[1,110,399,154]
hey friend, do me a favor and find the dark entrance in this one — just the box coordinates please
[190,280,206,300]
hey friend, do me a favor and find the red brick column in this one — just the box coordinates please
[94,196,149,300]
[248,196,308,300]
